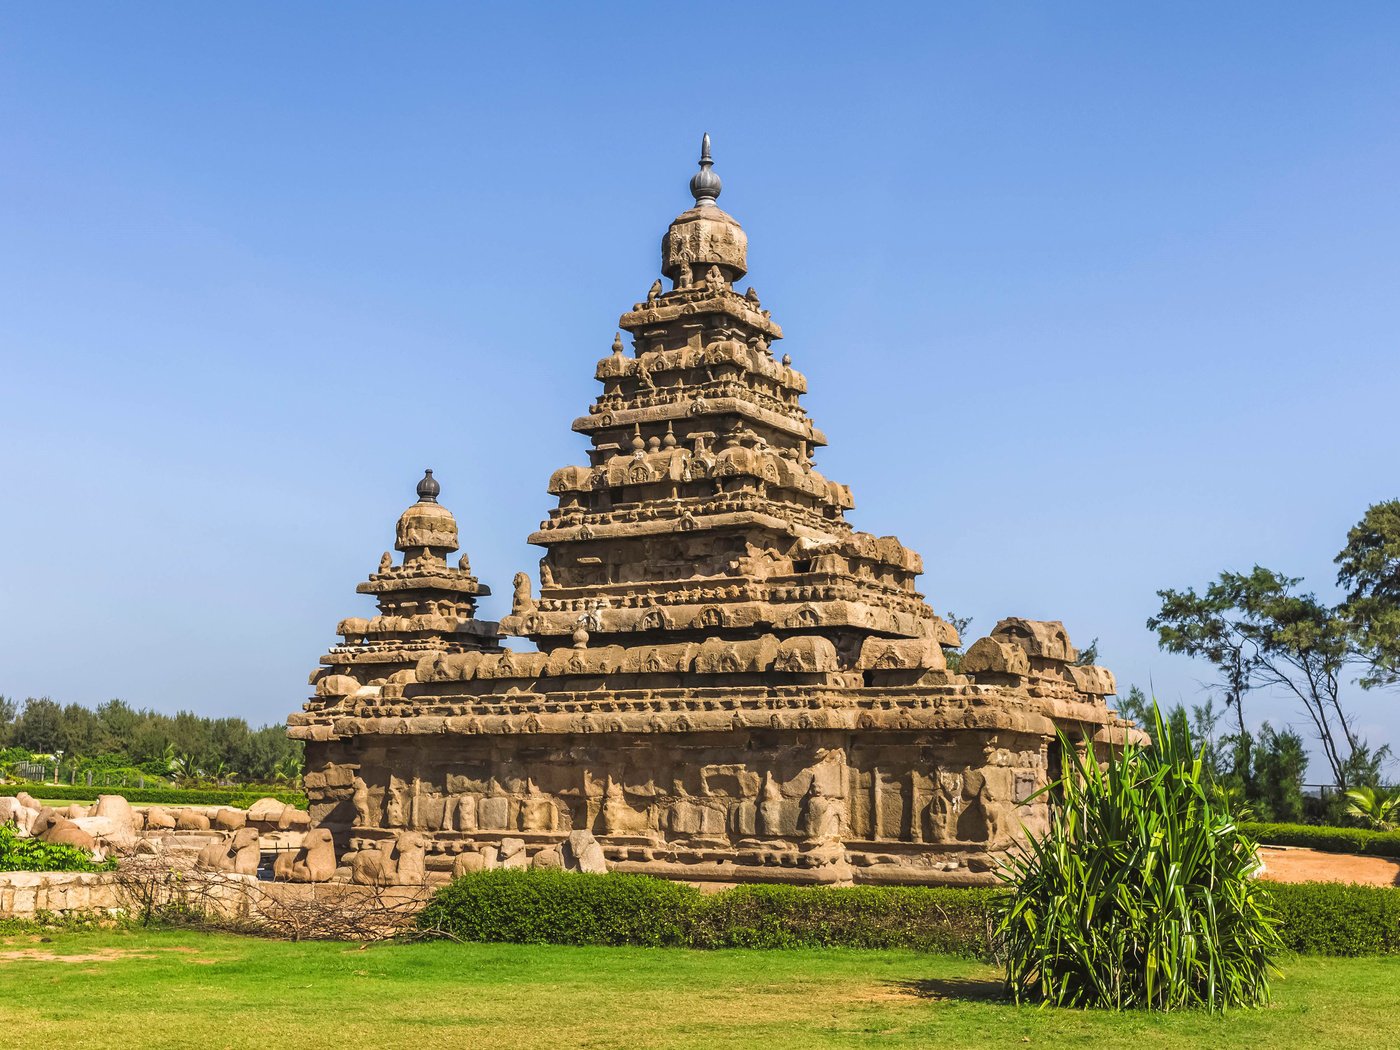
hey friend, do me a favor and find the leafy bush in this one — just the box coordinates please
[689,883,997,954]
[0,783,305,809]
[0,822,116,873]
[418,869,702,946]
[1263,882,1400,955]
[998,710,1282,1010]
[414,868,1400,959]
[418,871,999,955]
[1242,821,1400,858]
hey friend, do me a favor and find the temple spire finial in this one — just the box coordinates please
[689,132,722,207]
[416,468,440,503]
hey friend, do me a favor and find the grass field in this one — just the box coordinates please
[1,929,1396,1049]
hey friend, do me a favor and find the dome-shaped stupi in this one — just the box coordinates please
[662,134,748,285]
[395,469,459,554]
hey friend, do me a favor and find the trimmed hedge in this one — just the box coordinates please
[1243,821,1400,859]
[0,783,306,809]
[418,871,1000,956]
[689,883,999,953]
[417,869,1400,959]
[418,869,701,947]
[1265,882,1400,955]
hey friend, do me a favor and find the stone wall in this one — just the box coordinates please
[0,871,124,920]
[0,869,431,932]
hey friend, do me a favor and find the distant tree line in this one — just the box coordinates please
[1139,498,1400,821]
[0,695,302,785]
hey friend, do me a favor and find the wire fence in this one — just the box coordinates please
[1301,783,1398,801]
[7,761,157,788]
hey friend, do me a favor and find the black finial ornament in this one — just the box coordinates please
[689,132,721,207]
[417,468,440,502]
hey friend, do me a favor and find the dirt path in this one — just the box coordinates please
[1258,846,1400,887]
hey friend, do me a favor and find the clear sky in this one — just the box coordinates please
[3,4,1397,779]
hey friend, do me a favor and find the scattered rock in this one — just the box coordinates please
[93,795,134,826]
[213,808,246,831]
[175,810,211,831]
[451,851,485,878]
[531,846,564,870]
[246,797,286,823]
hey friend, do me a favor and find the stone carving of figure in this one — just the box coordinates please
[409,776,424,829]
[351,776,370,827]
[601,777,648,835]
[512,572,535,616]
[384,778,406,828]
[800,782,844,843]
[648,278,662,302]
[705,264,724,291]
[956,767,991,843]
[395,832,426,884]
[601,778,626,835]
[455,794,478,832]
[540,560,555,587]
[457,553,471,574]
[581,601,603,632]
[757,772,786,838]
[379,551,393,573]
[521,780,557,832]
[927,771,961,843]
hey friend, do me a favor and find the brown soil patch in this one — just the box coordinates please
[0,946,211,964]
[0,948,152,963]
[1258,846,1400,887]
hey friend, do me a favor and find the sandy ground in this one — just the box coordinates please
[1258,846,1400,887]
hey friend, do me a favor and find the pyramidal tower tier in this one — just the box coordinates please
[292,138,1138,888]
[500,132,946,669]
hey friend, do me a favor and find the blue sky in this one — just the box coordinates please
[2,4,1397,779]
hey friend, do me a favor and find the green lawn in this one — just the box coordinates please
[1,928,1394,1049]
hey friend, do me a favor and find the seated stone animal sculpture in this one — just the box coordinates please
[350,831,426,885]
[197,827,261,876]
[272,828,337,883]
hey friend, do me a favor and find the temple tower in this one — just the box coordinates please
[501,137,952,678]
[292,140,1136,886]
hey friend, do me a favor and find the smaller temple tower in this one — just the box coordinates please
[311,470,503,697]
[303,471,504,836]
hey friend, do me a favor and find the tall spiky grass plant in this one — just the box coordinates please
[997,707,1281,1010]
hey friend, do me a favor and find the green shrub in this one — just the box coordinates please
[1242,821,1400,859]
[998,709,1282,1010]
[0,783,305,809]
[1263,882,1400,955]
[417,872,997,954]
[417,869,702,947]
[415,867,1400,959]
[0,822,116,873]
[690,883,997,954]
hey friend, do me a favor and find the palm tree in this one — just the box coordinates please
[206,759,238,786]
[167,752,202,786]
[1344,786,1400,830]
[272,753,304,786]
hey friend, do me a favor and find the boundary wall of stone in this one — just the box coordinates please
[0,869,432,930]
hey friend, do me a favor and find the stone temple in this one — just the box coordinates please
[290,137,1135,886]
